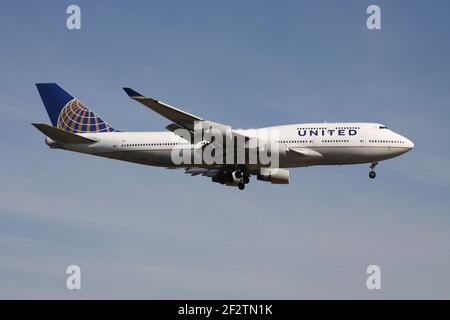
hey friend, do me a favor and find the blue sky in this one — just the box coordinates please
[0,0,449,298]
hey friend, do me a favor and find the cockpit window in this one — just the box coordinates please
[379,126,388,129]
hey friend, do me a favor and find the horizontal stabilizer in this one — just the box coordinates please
[31,123,97,144]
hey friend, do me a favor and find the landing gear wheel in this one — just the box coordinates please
[243,176,250,184]
[238,182,245,190]
[369,162,378,179]
[234,171,242,179]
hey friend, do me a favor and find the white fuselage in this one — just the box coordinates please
[46,122,414,171]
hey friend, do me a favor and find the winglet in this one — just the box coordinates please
[123,87,145,98]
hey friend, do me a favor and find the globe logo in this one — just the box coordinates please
[57,99,116,133]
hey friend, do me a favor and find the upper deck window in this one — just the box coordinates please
[379,126,388,129]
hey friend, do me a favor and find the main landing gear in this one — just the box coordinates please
[237,166,250,190]
[369,162,378,179]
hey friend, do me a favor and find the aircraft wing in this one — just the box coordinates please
[123,88,203,131]
[184,168,221,177]
[122,87,252,142]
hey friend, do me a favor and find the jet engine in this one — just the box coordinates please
[212,170,243,186]
[257,168,290,184]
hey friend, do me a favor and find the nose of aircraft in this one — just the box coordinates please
[405,137,414,150]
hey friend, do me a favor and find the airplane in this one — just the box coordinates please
[32,83,414,190]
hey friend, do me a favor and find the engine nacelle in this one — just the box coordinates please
[211,170,242,186]
[257,168,290,184]
[225,171,242,186]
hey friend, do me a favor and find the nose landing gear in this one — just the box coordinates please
[369,162,378,179]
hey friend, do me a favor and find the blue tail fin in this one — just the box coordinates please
[36,83,117,133]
